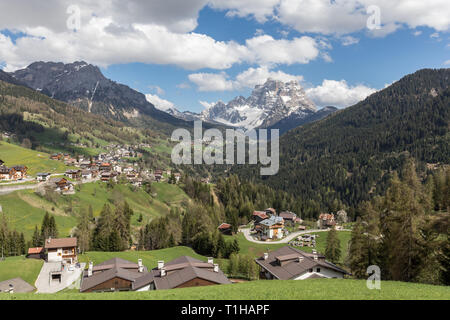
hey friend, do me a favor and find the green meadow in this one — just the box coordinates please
[2,279,449,300]
[0,140,70,176]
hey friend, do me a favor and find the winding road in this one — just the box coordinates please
[239,227,351,244]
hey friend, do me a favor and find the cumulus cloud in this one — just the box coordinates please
[306,79,377,108]
[340,36,359,46]
[189,66,304,92]
[145,94,175,111]
[212,0,450,36]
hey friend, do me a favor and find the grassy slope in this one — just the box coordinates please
[0,140,69,176]
[3,279,449,300]
[0,181,189,238]
[78,246,206,270]
[0,256,43,285]
[225,231,351,263]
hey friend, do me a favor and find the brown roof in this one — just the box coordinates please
[253,211,268,220]
[80,257,150,292]
[218,223,231,230]
[279,211,296,220]
[255,246,347,280]
[151,256,231,290]
[44,237,77,249]
[27,247,43,254]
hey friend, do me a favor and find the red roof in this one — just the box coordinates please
[28,247,43,254]
[44,237,77,249]
[253,211,268,220]
[218,223,231,230]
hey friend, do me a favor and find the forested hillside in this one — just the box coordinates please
[0,80,165,155]
[229,69,449,219]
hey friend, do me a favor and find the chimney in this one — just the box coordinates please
[8,284,13,294]
[312,249,317,254]
[207,257,214,265]
[313,255,318,261]
[138,259,144,273]
[297,256,303,263]
[213,264,219,273]
[161,268,166,277]
[158,261,164,270]
[263,253,269,260]
[88,261,93,277]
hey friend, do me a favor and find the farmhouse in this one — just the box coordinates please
[81,170,92,180]
[27,247,44,259]
[11,165,28,180]
[252,211,269,223]
[255,246,347,280]
[149,256,231,290]
[0,166,13,180]
[36,172,51,182]
[317,213,336,229]
[45,237,78,264]
[218,223,233,235]
[80,258,150,293]
[259,215,284,240]
[65,169,81,179]
[49,177,74,194]
[279,211,297,225]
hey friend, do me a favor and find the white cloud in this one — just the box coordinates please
[145,94,175,111]
[412,30,422,36]
[188,72,234,92]
[211,0,450,36]
[244,35,320,65]
[189,66,304,92]
[208,0,279,23]
[444,60,450,65]
[340,36,359,46]
[306,79,377,108]
[148,85,165,95]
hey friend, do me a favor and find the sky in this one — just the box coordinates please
[0,0,449,113]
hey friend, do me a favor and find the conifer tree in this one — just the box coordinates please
[325,226,341,264]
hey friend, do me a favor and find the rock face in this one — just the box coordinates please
[200,79,317,130]
[10,61,182,125]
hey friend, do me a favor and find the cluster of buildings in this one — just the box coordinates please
[251,209,302,241]
[0,160,28,181]
[23,236,348,294]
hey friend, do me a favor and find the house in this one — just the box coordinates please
[65,169,81,180]
[0,166,13,180]
[265,208,276,216]
[252,211,269,224]
[101,171,117,182]
[81,170,92,180]
[27,247,44,259]
[317,213,336,229]
[218,223,233,235]
[255,246,348,280]
[174,172,181,183]
[279,211,297,225]
[49,178,74,194]
[154,170,163,182]
[99,163,112,171]
[50,153,62,160]
[149,256,231,290]
[259,216,284,240]
[36,172,51,182]
[80,258,150,293]
[0,278,35,293]
[44,237,78,264]
[11,166,27,180]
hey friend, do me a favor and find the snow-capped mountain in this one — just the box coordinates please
[200,79,317,130]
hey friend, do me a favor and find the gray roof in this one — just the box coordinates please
[255,246,348,280]
[260,215,284,227]
[80,257,150,292]
[151,256,231,290]
[0,278,35,293]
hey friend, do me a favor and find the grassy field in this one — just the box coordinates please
[78,246,207,270]
[0,181,189,238]
[0,140,70,176]
[225,231,351,263]
[2,279,449,300]
[0,256,43,286]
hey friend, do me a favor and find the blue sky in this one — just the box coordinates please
[0,1,449,112]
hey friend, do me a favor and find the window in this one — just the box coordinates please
[316,268,321,273]
[309,268,313,273]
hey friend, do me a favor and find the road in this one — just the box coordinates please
[239,227,351,244]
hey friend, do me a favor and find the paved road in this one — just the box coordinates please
[35,262,85,293]
[239,228,351,244]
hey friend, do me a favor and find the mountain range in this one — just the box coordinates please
[151,79,337,133]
